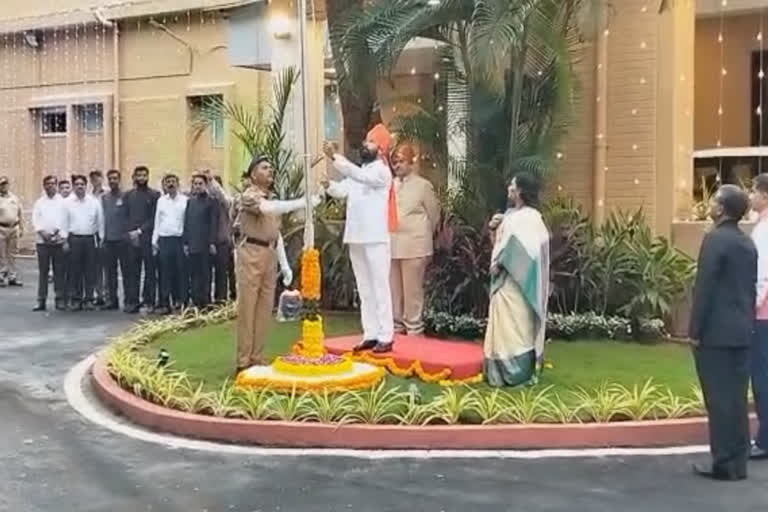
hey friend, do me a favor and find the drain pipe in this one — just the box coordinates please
[94,9,120,169]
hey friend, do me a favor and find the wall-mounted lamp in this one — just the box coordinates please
[271,15,292,39]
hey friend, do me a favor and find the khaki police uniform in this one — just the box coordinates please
[0,191,22,284]
[236,186,281,369]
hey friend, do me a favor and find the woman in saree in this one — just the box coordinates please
[485,173,550,387]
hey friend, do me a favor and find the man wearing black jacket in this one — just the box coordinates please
[184,174,219,309]
[689,184,757,481]
[123,166,160,313]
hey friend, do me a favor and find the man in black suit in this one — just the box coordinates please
[184,174,219,309]
[689,184,757,481]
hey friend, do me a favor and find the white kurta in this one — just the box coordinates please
[327,155,394,342]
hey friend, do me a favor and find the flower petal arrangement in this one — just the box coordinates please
[238,247,383,392]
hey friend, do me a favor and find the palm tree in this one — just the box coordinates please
[191,67,305,199]
[334,0,603,222]
[326,0,380,157]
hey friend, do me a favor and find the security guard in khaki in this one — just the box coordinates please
[235,157,313,372]
[0,176,23,287]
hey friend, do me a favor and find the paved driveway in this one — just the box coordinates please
[1,261,767,511]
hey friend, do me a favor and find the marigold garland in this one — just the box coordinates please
[235,366,386,392]
[350,351,481,385]
[300,248,321,301]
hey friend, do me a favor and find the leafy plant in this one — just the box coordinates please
[238,388,279,421]
[347,383,408,424]
[300,389,358,424]
[569,382,632,423]
[467,389,511,425]
[504,385,558,424]
[429,387,478,424]
[270,387,313,422]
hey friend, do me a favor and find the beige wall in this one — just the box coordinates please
[0,11,271,207]
[695,14,762,149]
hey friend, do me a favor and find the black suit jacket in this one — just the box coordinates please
[689,220,757,348]
[183,194,219,254]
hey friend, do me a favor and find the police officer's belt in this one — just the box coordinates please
[245,237,276,249]
[0,221,18,228]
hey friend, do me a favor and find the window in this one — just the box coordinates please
[40,108,66,135]
[211,115,225,148]
[189,94,224,148]
[81,104,104,133]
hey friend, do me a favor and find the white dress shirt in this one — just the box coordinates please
[66,193,104,240]
[752,211,768,310]
[152,193,189,246]
[326,155,392,244]
[32,193,69,243]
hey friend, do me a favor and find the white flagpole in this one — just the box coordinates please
[298,0,314,250]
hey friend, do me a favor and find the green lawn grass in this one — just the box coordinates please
[144,313,698,400]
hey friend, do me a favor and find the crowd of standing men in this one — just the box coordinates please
[0,166,238,314]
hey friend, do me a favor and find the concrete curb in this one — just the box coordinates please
[90,352,746,449]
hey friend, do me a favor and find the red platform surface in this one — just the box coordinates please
[324,334,483,381]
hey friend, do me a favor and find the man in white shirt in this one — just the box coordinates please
[321,124,397,353]
[152,174,189,313]
[32,175,69,311]
[749,173,768,460]
[65,174,105,311]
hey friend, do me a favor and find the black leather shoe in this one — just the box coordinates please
[32,303,46,312]
[691,463,746,481]
[101,302,119,311]
[750,444,768,460]
[123,305,140,314]
[8,280,22,287]
[372,341,394,353]
[353,339,379,353]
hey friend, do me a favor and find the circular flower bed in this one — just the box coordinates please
[105,305,715,427]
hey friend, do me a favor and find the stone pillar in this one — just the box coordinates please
[655,0,695,236]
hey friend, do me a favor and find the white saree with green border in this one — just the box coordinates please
[484,206,550,388]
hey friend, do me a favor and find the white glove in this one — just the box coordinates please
[282,267,293,287]
[312,194,322,207]
[259,198,305,215]
[276,234,292,286]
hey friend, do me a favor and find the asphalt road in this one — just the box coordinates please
[1,260,768,512]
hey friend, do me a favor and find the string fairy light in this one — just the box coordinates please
[758,7,765,174]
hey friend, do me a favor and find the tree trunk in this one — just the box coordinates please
[325,0,378,158]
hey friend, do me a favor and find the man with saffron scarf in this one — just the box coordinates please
[486,173,550,387]
[322,124,397,353]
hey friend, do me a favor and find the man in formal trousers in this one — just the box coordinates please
[389,144,440,336]
[322,124,398,353]
[184,173,219,309]
[123,166,161,314]
[689,184,756,481]
[235,156,308,374]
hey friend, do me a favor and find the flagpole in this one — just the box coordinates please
[298,0,314,250]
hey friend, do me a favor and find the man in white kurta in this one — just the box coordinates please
[322,126,395,352]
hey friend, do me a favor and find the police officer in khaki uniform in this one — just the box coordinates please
[0,176,23,287]
[235,157,315,373]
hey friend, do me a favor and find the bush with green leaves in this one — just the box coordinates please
[543,199,696,322]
